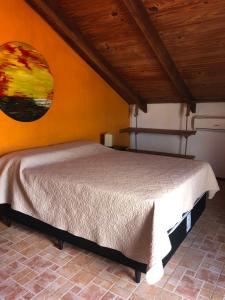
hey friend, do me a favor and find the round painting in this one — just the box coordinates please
[0,41,54,122]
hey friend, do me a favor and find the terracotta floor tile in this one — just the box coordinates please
[62,292,79,300]
[31,289,53,300]
[33,269,58,288]
[109,265,136,282]
[172,245,188,256]
[217,273,225,289]
[31,276,67,300]
[4,284,27,300]
[79,283,106,300]
[50,253,73,266]
[94,276,115,289]
[40,245,73,266]
[0,270,10,282]
[197,296,209,300]
[175,275,203,299]
[220,243,225,253]
[25,281,44,294]
[204,223,220,237]
[1,250,23,265]
[0,237,8,245]
[1,249,18,262]
[16,269,39,285]
[71,285,82,294]
[49,263,60,271]
[70,269,96,288]
[215,251,225,262]
[0,246,9,256]
[51,279,75,297]
[0,279,16,296]
[200,239,221,254]
[179,250,205,271]
[167,266,186,286]
[164,262,177,275]
[98,270,120,285]
[72,253,94,267]
[39,245,62,257]
[23,255,52,273]
[163,281,176,292]
[110,278,136,298]
[101,291,118,300]
[11,239,30,251]
[18,256,27,264]
[84,257,108,275]
[63,243,82,256]
[211,286,225,300]
[195,268,220,284]
[0,261,24,282]
[199,282,216,299]
[57,258,82,279]
[158,290,182,300]
[216,219,225,226]
[181,236,194,248]
[206,253,216,259]
[105,262,121,274]
[155,274,169,288]
[215,235,225,243]
[185,270,196,277]
[201,257,224,274]
[12,267,33,282]
[23,291,35,300]
[24,233,47,244]
[19,245,43,258]
[2,232,22,243]
[129,295,146,300]
[132,281,161,299]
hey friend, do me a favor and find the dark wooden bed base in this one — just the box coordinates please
[0,193,206,283]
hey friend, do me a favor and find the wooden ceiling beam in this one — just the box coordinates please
[122,0,196,113]
[25,0,147,113]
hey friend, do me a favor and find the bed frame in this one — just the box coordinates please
[0,193,207,283]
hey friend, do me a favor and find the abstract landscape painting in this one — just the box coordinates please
[0,41,54,122]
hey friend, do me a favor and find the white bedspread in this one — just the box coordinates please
[0,141,219,283]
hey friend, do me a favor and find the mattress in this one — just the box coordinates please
[167,194,204,235]
[0,140,219,283]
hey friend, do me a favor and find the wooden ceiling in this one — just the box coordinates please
[26,0,225,112]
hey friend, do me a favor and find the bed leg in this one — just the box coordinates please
[5,217,11,227]
[135,270,141,283]
[57,239,64,250]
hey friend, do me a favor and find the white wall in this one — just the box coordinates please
[130,103,225,178]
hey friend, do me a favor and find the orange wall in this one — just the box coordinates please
[0,0,129,155]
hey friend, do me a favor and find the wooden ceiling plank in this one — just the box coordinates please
[25,0,147,112]
[122,0,196,113]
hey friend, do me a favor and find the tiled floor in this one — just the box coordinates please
[0,181,224,300]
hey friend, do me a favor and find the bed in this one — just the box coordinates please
[0,141,219,284]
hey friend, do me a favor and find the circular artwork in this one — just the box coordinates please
[0,41,54,122]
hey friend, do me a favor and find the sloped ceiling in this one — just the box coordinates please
[26,0,225,112]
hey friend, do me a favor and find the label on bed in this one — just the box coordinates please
[186,212,192,233]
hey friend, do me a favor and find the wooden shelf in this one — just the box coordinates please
[120,127,196,137]
[128,149,195,159]
[113,145,128,151]
[119,127,196,159]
